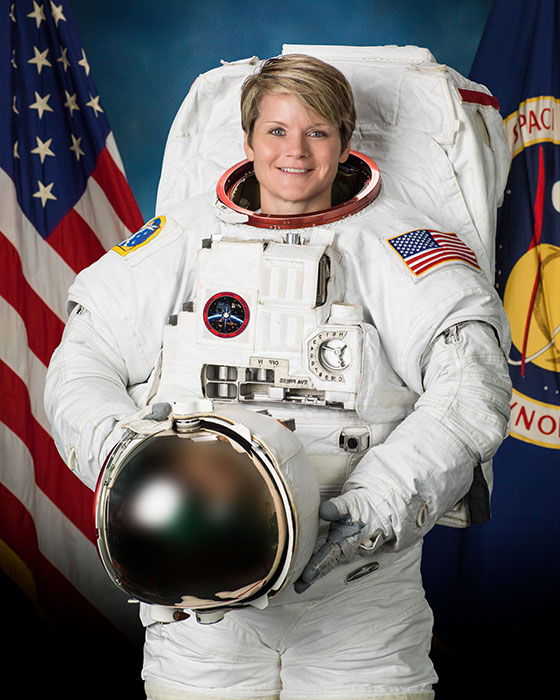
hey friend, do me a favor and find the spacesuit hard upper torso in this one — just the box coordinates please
[54,154,512,549]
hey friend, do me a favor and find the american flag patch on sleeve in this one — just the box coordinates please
[386,229,480,276]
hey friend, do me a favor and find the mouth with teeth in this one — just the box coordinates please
[279,167,311,173]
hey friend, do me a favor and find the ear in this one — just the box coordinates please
[339,139,351,163]
[243,132,254,162]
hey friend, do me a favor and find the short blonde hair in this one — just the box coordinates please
[240,54,356,152]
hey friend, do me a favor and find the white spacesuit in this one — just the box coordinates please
[45,43,514,700]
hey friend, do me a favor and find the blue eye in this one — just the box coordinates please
[270,127,284,136]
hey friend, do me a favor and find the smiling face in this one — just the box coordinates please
[243,92,351,216]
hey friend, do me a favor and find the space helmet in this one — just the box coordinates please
[95,403,320,619]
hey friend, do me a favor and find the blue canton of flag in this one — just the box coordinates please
[3,0,109,237]
[387,229,480,276]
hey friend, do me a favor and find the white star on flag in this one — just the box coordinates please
[27,1,46,28]
[78,48,90,76]
[57,45,70,72]
[69,133,85,160]
[29,91,54,118]
[32,179,57,207]
[50,1,66,27]
[86,93,104,117]
[28,46,52,75]
[64,90,80,116]
[31,136,55,163]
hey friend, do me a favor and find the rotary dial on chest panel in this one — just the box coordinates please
[308,330,351,381]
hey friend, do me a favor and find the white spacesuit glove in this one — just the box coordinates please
[101,401,174,466]
[120,401,173,435]
[294,497,383,593]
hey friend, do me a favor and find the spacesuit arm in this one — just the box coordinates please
[44,305,140,490]
[329,319,512,550]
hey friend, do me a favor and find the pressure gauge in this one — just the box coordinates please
[318,338,351,371]
[307,329,352,382]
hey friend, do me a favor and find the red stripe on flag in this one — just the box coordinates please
[92,148,145,233]
[46,208,107,274]
[458,88,500,110]
[0,360,96,542]
[0,232,64,367]
[412,251,479,275]
[0,483,130,645]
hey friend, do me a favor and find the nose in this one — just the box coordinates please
[285,131,308,159]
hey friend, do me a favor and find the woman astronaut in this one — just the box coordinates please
[45,54,512,700]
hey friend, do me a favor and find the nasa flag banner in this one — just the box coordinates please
[419,7,559,693]
[0,0,145,648]
[467,0,560,660]
[471,0,560,448]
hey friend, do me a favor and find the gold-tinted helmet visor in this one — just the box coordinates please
[97,425,288,609]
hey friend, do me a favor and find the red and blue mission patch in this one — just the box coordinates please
[203,292,250,338]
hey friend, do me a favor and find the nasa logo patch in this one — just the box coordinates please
[203,292,249,338]
[497,100,560,448]
[112,216,166,256]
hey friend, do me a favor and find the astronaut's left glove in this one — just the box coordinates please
[294,496,383,593]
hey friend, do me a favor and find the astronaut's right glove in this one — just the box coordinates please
[100,402,174,470]
[121,402,173,434]
[294,497,383,593]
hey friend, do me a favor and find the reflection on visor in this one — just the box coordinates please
[130,476,183,528]
[104,434,280,606]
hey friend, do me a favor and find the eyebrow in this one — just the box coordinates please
[261,120,333,128]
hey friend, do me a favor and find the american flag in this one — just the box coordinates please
[387,229,480,276]
[0,0,145,652]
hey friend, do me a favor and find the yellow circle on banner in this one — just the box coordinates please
[504,243,560,371]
